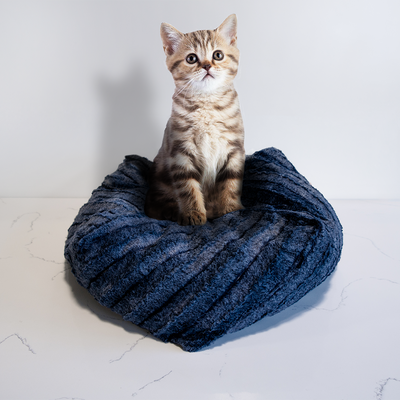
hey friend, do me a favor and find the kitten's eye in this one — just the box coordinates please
[213,50,224,61]
[186,54,198,64]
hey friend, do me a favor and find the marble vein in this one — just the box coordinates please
[345,233,399,262]
[292,279,363,312]
[132,370,172,397]
[219,353,228,377]
[26,237,64,265]
[109,334,148,363]
[11,212,41,232]
[370,277,400,285]
[0,333,36,354]
[293,276,400,314]
[375,377,400,400]
[52,265,72,280]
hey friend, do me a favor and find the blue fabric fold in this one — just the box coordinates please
[65,148,343,351]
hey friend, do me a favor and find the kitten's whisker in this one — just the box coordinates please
[174,77,195,98]
[181,80,196,100]
[177,72,204,99]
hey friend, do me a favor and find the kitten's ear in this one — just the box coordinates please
[216,14,238,46]
[160,23,184,56]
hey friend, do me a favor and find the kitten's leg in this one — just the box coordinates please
[145,164,179,221]
[145,161,206,225]
[145,186,179,221]
[209,152,245,219]
[175,174,207,226]
[170,162,206,225]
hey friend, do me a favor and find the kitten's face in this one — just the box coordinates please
[161,15,240,95]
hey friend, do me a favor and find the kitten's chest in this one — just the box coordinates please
[190,112,228,184]
[168,95,242,183]
[199,130,225,183]
[190,107,222,141]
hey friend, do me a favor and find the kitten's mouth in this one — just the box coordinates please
[202,72,214,80]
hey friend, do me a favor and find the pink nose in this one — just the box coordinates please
[203,64,211,71]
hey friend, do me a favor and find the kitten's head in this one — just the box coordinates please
[160,14,240,95]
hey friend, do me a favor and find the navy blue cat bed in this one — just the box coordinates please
[64,148,342,352]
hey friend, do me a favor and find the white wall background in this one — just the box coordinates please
[0,0,399,199]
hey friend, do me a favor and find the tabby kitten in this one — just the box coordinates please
[145,14,245,226]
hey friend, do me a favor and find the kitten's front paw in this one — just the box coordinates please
[178,210,207,226]
[226,204,245,214]
[213,203,244,219]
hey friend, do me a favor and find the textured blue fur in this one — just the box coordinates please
[64,148,343,352]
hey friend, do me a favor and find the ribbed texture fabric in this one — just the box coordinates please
[64,148,343,352]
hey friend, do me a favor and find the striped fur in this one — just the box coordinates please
[145,15,245,226]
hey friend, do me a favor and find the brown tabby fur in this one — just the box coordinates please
[145,14,245,226]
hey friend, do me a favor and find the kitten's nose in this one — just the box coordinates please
[203,64,211,72]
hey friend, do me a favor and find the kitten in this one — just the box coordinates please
[145,14,245,226]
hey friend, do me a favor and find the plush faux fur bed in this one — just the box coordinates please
[64,148,342,352]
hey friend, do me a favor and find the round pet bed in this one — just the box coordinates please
[64,148,343,352]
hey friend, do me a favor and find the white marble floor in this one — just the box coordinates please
[0,198,399,400]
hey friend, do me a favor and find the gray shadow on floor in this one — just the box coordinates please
[95,63,161,185]
[64,261,155,340]
[207,273,335,351]
[65,258,335,351]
